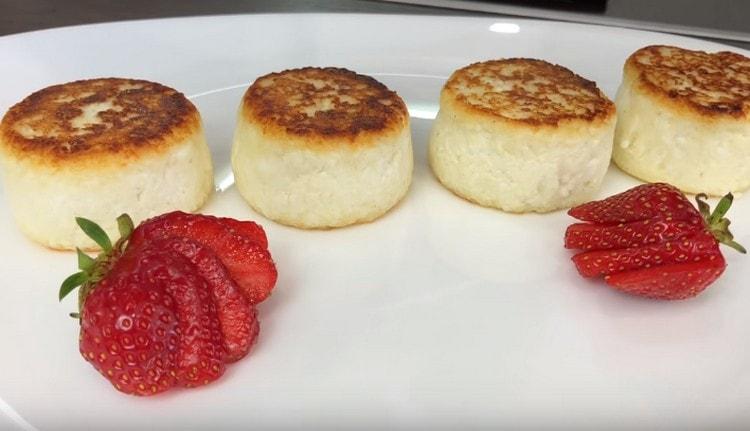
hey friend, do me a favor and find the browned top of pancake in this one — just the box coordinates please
[0,78,199,166]
[442,58,614,127]
[240,67,409,142]
[626,45,750,119]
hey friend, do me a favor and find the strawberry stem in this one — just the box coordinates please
[696,193,747,254]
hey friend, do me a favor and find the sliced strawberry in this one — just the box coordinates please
[151,236,258,362]
[568,183,697,224]
[605,259,726,300]
[116,244,226,388]
[565,216,704,251]
[80,272,179,396]
[564,184,745,300]
[572,231,723,277]
[129,212,277,304]
[62,213,275,395]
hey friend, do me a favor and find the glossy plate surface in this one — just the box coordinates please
[1,14,749,430]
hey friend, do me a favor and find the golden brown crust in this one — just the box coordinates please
[442,58,615,127]
[0,78,200,167]
[626,45,750,120]
[240,67,409,144]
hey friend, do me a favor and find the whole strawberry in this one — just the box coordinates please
[565,183,745,300]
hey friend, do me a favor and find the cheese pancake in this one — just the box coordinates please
[0,78,213,249]
[232,67,413,229]
[429,59,616,213]
[613,45,750,195]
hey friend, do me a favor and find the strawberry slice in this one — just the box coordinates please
[219,217,268,249]
[209,236,277,304]
[151,236,258,362]
[568,183,697,224]
[605,259,726,300]
[116,244,226,388]
[130,211,278,304]
[572,231,722,277]
[565,216,703,251]
[129,212,225,248]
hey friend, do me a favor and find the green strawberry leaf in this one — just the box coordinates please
[116,213,134,243]
[75,217,112,252]
[709,193,734,225]
[76,248,95,271]
[59,271,88,301]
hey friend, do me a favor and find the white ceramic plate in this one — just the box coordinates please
[1,14,749,430]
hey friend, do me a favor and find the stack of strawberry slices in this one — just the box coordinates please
[59,212,277,396]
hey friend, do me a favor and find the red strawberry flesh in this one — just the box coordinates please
[151,236,258,362]
[565,216,703,251]
[80,272,179,396]
[568,183,697,224]
[115,244,226,388]
[219,217,268,249]
[572,231,723,277]
[129,212,278,304]
[210,236,277,304]
[605,259,726,300]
